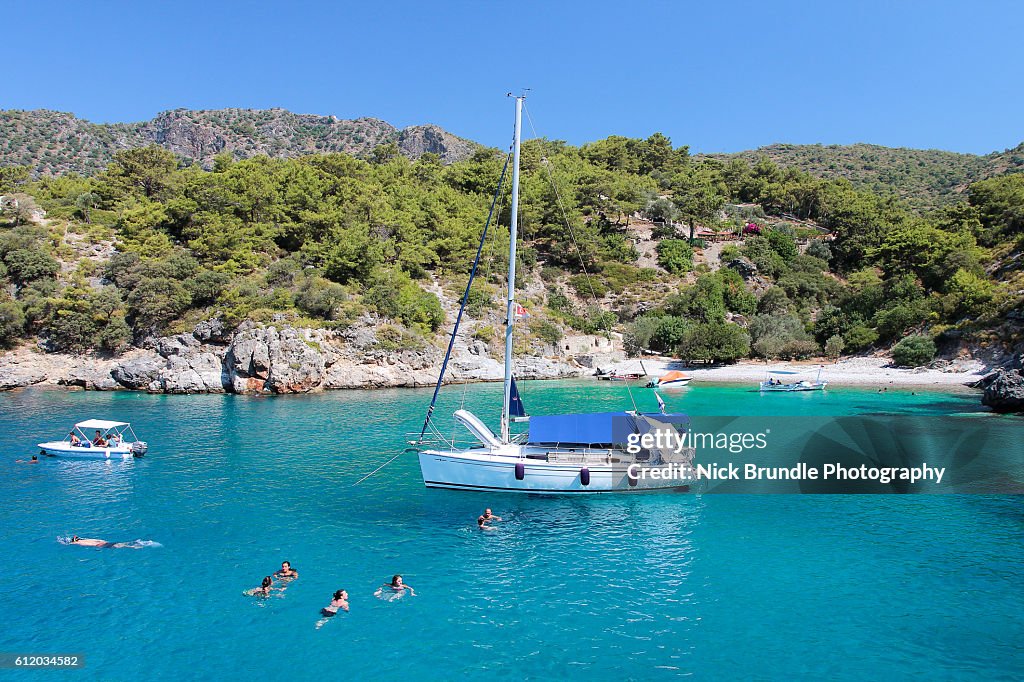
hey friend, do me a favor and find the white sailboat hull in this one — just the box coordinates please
[419,448,693,494]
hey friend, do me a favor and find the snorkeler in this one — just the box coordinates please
[245,576,275,597]
[67,535,139,549]
[274,561,298,579]
[375,574,416,599]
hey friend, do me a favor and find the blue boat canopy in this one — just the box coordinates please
[527,412,687,446]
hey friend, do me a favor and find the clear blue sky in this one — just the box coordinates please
[5,0,1021,154]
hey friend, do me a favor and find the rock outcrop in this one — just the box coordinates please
[980,368,1024,413]
[0,317,587,395]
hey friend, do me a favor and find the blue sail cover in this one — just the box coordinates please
[527,412,637,445]
[510,377,526,417]
[527,412,689,446]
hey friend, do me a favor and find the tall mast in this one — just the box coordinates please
[501,95,524,444]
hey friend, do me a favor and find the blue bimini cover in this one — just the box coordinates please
[527,412,637,446]
[527,412,690,446]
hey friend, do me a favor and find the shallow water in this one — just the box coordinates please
[1,382,1022,680]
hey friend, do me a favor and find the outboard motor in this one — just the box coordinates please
[131,441,148,458]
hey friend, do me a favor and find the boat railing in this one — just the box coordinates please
[546,449,624,465]
[405,433,486,451]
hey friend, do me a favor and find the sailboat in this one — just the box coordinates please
[412,95,695,493]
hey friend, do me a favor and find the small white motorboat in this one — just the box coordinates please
[647,370,692,389]
[759,368,828,392]
[37,419,148,459]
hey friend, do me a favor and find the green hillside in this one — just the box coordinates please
[1,128,1022,369]
[710,142,1024,211]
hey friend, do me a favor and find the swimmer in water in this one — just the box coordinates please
[375,574,415,598]
[245,576,275,597]
[477,508,501,530]
[274,561,298,580]
[16,455,40,464]
[67,535,139,549]
[316,589,349,628]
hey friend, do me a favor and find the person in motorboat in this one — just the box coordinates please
[245,576,275,597]
[69,432,81,446]
[375,575,416,598]
[92,430,107,447]
[108,432,122,447]
[274,561,298,580]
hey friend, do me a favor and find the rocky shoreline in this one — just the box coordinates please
[0,318,589,394]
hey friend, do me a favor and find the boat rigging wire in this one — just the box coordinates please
[522,102,602,309]
[416,151,513,443]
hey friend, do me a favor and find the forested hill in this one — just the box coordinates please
[710,142,1024,211]
[0,108,478,177]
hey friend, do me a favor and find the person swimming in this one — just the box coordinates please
[477,508,501,530]
[375,574,415,600]
[67,535,138,549]
[315,589,349,628]
[274,561,298,579]
[245,576,275,597]
[16,455,40,464]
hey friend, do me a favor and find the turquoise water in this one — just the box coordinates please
[1,382,1022,680]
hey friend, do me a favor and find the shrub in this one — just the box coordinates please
[824,334,845,359]
[295,277,348,319]
[843,325,879,352]
[0,299,25,348]
[740,236,785,277]
[656,239,693,275]
[757,287,792,314]
[766,229,798,261]
[752,335,785,359]
[185,269,230,306]
[651,316,690,353]
[569,273,609,298]
[677,322,750,364]
[720,244,741,262]
[3,249,60,285]
[874,303,929,341]
[530,319,563,347]
[366,269,444,333]
[567,306,616,334]
[779,339,820,359]
[465,284,496,318]
[45,285,131,352]
[806,239,832,262]
[891,335,936,367]
[127,278,192,332]
[624,315,661,355]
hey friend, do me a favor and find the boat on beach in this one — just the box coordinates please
[412,95,694,494]
[37,419,148,459]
